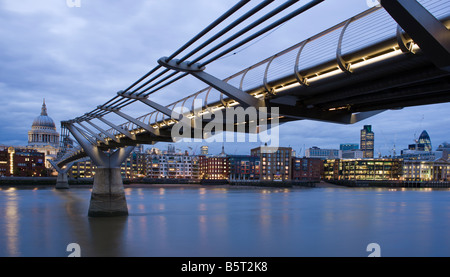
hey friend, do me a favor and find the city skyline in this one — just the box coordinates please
[0,0,449,157]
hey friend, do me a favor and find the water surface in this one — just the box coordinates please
[0,185,449,257]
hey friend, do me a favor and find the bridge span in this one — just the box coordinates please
[50,0,449,216]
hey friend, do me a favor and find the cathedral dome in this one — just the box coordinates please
[31,100,56,129]
[28,99,60,149]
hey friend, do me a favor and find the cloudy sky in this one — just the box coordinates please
[1,0,449,157]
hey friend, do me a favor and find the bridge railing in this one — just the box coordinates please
[102,0,449,138]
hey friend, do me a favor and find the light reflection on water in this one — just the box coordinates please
[0,185,449,257]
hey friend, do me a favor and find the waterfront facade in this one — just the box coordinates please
[402,158,450,181]
[323,158,402,181]
[145,146,198,179]
[0,147,46,177]
[251,146,292,181]
[228,155,260,181]
[199,155,229,180]
[291,157,323,181]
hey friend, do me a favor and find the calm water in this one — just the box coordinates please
[0,184,449,257]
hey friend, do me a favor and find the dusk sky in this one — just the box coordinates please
[1,0,449,157]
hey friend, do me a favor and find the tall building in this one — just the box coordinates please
[27,99,60,168]
[251,146,292,181]
[418,130,432,152]
[360,125,374,158]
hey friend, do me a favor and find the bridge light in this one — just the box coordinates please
[308,68,343,83]
[351,49,403,70]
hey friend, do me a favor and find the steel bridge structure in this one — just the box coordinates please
[49,0,450,216]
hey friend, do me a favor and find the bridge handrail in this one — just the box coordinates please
[103,0,449,138]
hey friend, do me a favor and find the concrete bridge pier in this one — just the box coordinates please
[56,172,70,189]
[64,123,135,217]
[48,160,75,189]
[86,146,135,217]
[88,166,128,217]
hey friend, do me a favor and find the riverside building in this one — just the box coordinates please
[251,146,292,181]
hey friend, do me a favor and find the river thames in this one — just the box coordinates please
[0,184,449,257]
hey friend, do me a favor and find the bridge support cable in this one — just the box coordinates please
[96,117,136,140]
[380,0,450,71]
[175,1,274,65]
[165,0,251,63]
[85,120,120,143]
[70,1,329,139]
[118,91,184,120]
[158,57,265,109]
[195,0,325,67]
[76,121,108,145]
[98,106,162,137]
[77,1,250,122]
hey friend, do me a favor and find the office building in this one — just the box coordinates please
[306,147,342,159]
[342,149,364,159]
[70,159,94,178]
[323,158,402,181]
[360,125,374,158]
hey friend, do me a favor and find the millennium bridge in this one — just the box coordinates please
[49,0,450,216]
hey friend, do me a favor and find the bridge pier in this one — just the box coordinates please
[88,167,128,217]
[64,122,135,217]
[48,160,75,190]
[56,172,70,189]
